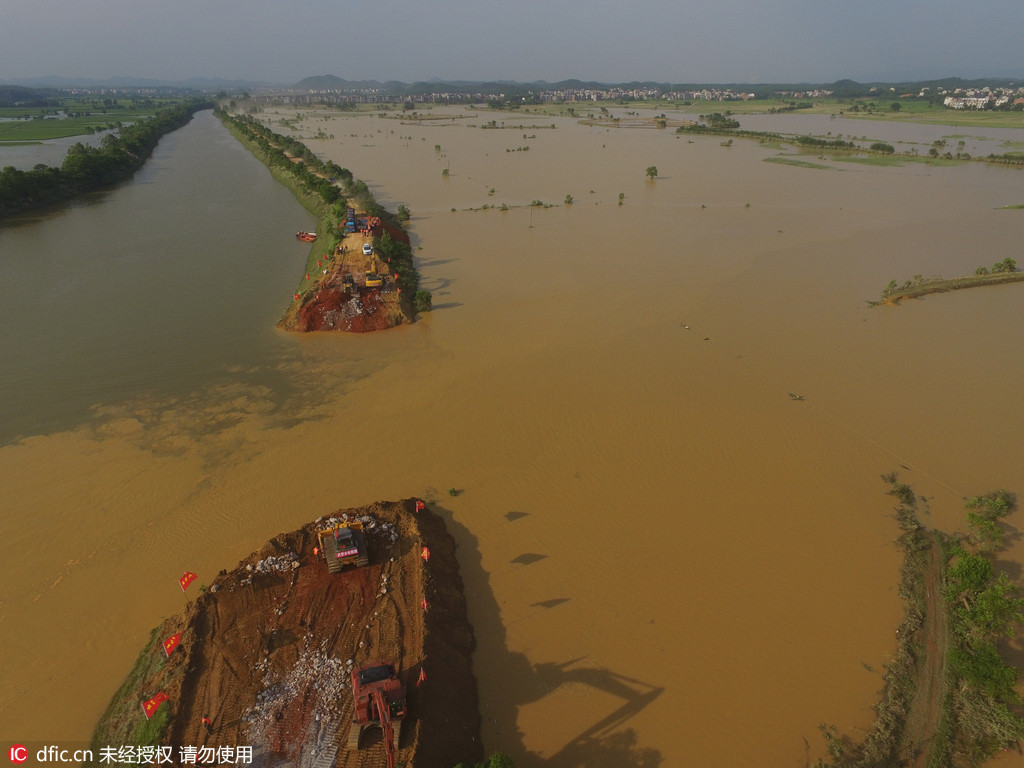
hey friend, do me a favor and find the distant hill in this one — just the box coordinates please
[295,75,382,90]
[0,84,57,107]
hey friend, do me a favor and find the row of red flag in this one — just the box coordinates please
[141,571,198,720]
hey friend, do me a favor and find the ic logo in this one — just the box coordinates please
[9,746,28,764]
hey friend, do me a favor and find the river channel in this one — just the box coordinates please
[1,106,1023,767]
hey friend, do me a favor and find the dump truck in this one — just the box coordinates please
[346,661,406,767]
[316,520,370,573]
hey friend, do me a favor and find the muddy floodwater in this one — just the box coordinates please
[1,107,1023,767]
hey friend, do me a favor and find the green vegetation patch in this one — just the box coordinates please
[831,154,910,167]
[86,626,174,766]
[816,479,1024,768]
[0,117,116,141]
[0,98,186,141]
[763,156,834,170]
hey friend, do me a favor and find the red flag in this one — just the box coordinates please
[142,692,169,720]
[179,572,197,592]
[421,597,429,611]
[415,500,425,512]
[420,546,430,562]
[417,668,427,687]
[162,633,182,657]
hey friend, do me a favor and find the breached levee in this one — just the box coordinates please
[86,499,483,768]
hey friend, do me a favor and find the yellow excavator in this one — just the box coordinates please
[365,255,383,288]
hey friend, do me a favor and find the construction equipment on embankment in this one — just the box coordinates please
[317,520,371,573]
[346,661,407,768]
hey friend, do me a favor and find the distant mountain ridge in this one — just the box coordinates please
[293,75,1023,99]
[3,74,1021,97]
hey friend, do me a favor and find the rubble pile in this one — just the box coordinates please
[243,646,353,760]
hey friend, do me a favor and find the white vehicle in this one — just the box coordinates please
[362,243,373,255]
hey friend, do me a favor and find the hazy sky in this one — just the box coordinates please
[3,0,1023,84]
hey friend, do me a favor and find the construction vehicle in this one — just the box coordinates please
[365,256,383,288]
[346,661,406,767]
[316,520,370,573]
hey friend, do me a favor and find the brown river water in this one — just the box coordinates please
[1,107,1023,767]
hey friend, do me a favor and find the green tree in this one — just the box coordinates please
[645,165,658,180]
[396,204,411,221]
[964,574,1024,642]
[950,643,1020,700]
[414,290,432,313]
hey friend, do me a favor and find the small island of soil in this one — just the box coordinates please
[90,499,482,768]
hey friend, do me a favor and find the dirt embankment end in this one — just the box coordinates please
[92,499,482,768]
[288,283,407,333]
[280,225,414,334]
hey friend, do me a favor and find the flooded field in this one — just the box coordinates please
[1,106,1023,766]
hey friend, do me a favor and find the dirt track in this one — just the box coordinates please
[902,531,949,767]
[99,500,482,768]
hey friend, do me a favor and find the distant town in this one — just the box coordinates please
[256,79,1024,111]
[3,76,1024,111]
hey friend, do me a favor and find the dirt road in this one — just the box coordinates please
[902,531,949,767]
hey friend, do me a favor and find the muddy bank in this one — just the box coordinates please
[89,499,482,768]
[875,270,1024,305]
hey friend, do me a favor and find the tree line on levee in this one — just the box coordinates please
[0,99,212,220]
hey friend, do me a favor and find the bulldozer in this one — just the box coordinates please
[346,661,406,768]
[316,520,370,573]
